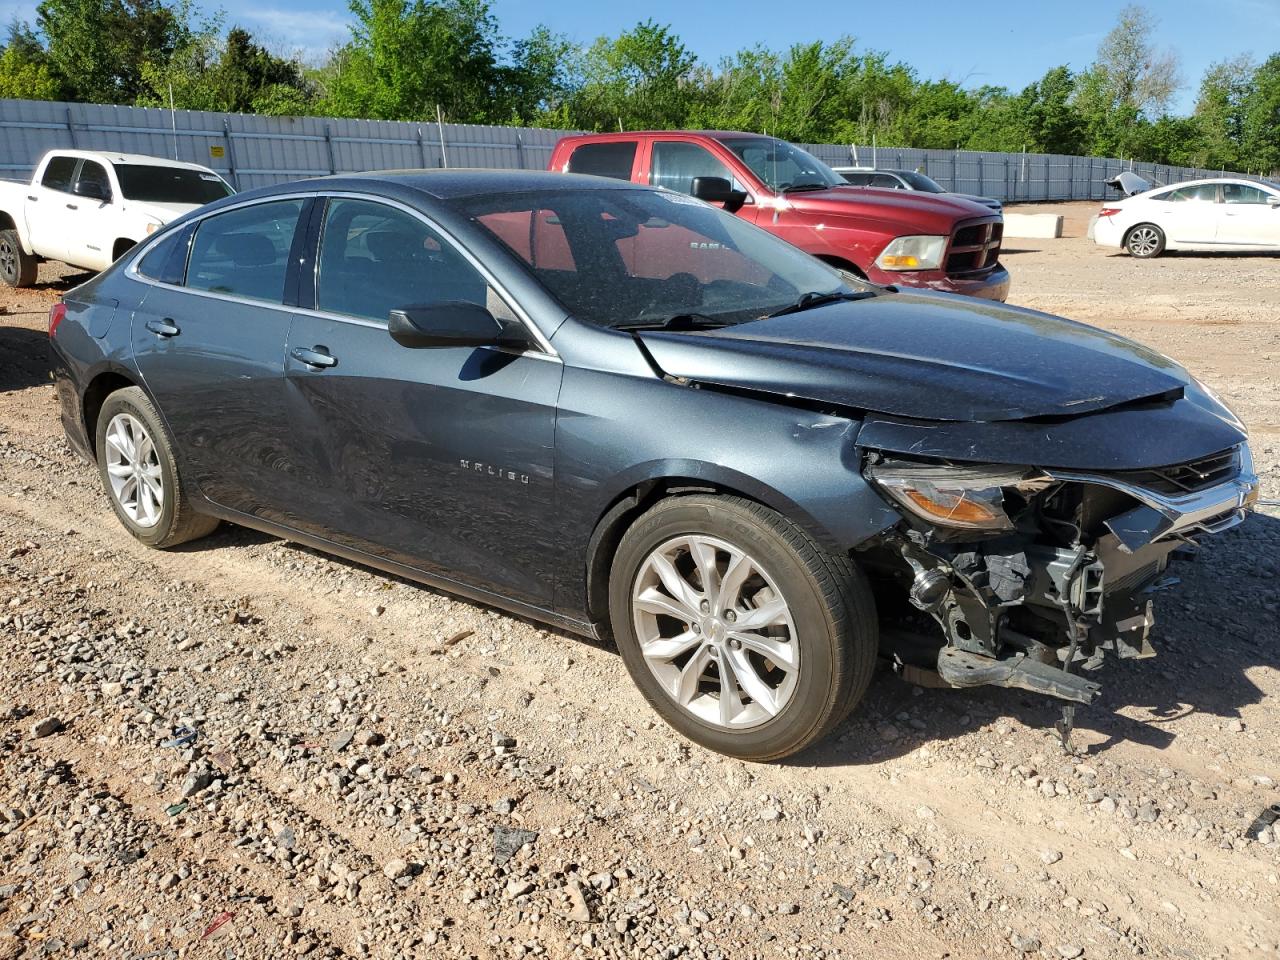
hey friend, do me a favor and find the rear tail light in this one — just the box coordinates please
[48,302,66,337]
[1097,207,1121,218]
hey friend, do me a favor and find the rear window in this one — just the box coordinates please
[113,164,233,204]
[41,156,78,193]
[186,199,305,303]
[136,223,195,284]
[566,142,637,181]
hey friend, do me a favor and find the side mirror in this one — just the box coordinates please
[73,179,109,202]
[388,301,526,349]
[1269,197,1280,208]
[690,176,748,213]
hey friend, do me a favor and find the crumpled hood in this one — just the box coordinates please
[637,291,1189,422]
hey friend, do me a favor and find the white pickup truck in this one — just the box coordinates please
[0,149,234,287]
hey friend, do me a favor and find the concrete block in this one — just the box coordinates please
[1002,214,1064,239]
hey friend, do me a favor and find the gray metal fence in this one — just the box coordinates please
[0,98,1251,201]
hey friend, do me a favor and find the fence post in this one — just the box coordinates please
[324,123,338,175]
[978,154,984,197]
[1068,155,1074,200]
[516,133,525,170]
[416,126,429,168]
[65,106,77,148]
[221,120,239,190]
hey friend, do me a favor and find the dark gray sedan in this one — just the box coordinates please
[49,171,1256,760]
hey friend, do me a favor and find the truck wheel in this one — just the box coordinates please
[608,495,877,761]
[95,387,220,548]
[0,228,37,288]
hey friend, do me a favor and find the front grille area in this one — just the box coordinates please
[1113,447,1240,496]
[946,220,1003,275]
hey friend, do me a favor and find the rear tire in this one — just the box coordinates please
[1125,223,1165,258]
[608,495,877,761]
[95,387,219,548]
[0,228,37,288]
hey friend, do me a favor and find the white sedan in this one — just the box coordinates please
[1090,177,1280,258]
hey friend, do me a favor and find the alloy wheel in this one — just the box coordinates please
[104,413,164,527]
[631,535,799,729]
[0,237,15,282]
[1128,227,1161,257]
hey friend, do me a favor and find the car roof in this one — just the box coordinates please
[213,169,651,209]
[560,130,776,142]
[43,149,219,173]
[1152,177,1274,191]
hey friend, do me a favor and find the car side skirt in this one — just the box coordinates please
[197,501,604,642]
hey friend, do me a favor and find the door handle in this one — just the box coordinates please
[291,346,337,369]
[27,195,37,202]
[145,319,180,338]
[65,203,78,210]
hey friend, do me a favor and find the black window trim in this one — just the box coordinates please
[40,155,81,194]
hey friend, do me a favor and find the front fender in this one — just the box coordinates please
[553,365,901,617]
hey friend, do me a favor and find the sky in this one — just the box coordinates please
[3,0,1278,114]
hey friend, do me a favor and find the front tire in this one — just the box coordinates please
[608,495,877,761]
[0,228,37,288]
[95,387,219,548]
[1125,223,1165,258]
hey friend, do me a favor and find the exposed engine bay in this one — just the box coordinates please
[859,445,1260,748]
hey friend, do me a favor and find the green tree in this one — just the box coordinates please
[1191,56,1252,169]
[1240,54,1280,174]
[0,20,61,100]
[1074,4,1180,157]
[568,20,699,130]
[1015,66,1085,154]
[320,0,508,122]
[37,0,192,103]
[140,26,313,114]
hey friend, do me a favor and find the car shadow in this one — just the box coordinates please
[0,324,52,394]
[793,511,1279,766]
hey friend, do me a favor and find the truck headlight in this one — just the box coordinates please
[875,235,946,271]
[866,460,1048,531]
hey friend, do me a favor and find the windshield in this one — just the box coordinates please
[112,164,233,204]
[454,187,859,329]
[897,171,945,193]
[719,137,843,193]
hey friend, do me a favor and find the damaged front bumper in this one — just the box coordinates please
[870,445,1260,710]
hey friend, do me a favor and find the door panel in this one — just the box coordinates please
[1158,184,1221,244]
[1216,184,1280,246]
[63,160,115,270]
[284,317,562,604]
[282,196,563,606]
[29,156,80,261]
[130,197,309,520]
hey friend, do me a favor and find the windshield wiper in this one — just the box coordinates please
[781,183,832,194]
[766,290,878,319]
[613,312,728,332]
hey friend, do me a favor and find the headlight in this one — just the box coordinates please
[875,235,946,271]
[866,460,1049,531]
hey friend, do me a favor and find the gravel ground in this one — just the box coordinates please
[0,202,1277,960]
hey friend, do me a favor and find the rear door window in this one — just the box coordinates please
[566,141,637,181]
[136,223,195,284]
[841,172,873,185]
[186,199,305,303]
[1166,184,1219,203]
[41,156,78,193]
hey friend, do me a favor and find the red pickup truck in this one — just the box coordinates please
[548,131,1010,301]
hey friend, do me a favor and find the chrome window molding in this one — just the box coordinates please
[124,189,559,360]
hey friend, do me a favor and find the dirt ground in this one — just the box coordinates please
[0,201,1276,960]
